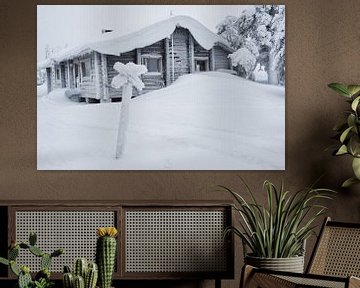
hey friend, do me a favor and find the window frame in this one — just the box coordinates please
[80,60,91,79]
[141,54,163,75]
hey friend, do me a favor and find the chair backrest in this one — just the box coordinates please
[307,217,360,277]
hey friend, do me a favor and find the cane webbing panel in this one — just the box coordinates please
[309,226,360,277]
[276,275,345,288]
[125,210,227,273]
[15,211,115,272]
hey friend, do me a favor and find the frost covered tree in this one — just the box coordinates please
[111,62,147,158]
[217,5,285,85]
[228,47,257,79]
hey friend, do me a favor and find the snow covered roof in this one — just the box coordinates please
[38,15,233,69]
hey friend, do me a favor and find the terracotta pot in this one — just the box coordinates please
[245,254,305,273]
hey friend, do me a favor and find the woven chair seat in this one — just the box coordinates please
[241,218,360,288]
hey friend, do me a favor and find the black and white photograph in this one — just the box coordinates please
[37,5,285,170]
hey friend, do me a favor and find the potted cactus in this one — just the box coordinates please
[96,227,118,288]
[62,258,98,288]
[0,232,64,288]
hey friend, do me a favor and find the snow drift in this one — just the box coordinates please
[37,72,285,170]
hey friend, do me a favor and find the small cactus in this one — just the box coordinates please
[96,227,118,288]
[18,269,32,288]
[63,272,74,288]
[63,259,98,288]
[63,265,72,273]
[41,253,52,270]
[85,263,98,288]
[74,258,88,280]
[29,232,37,246]
[9,246,19,260]
[74,275,85,288]
[10,260,20,276]
[0,232,63,288]
[29,245,44,257]
[51,248,64,258]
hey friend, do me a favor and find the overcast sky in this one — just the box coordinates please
[37,5,253,61]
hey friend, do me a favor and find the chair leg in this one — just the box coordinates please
[240,265,296,288]
[349,276,360,288]
[240,265,255,288]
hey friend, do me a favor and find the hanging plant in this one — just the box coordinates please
[328,83,360,187]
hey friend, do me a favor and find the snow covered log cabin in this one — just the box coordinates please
[38,15,234,103]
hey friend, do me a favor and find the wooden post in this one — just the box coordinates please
[94,52,102,100]
[171,32,175,83]
[164,38,170,86]
[101,54,109,102]
[73,61,76,88]
[136,48,141,65]
[210,48,215,71]
[59,64,63,87]
[79,60,83,84]
[115,82,132,158]
[189,34,195,73]
[67,60,71,88]
[51,64,55,90]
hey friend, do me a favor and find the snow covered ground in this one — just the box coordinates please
[37,72,285,170]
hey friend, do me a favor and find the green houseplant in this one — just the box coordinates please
[62,258,98,288]
[96,227,118,288]
[219,179,334,272]
[0,232,63,288]
[328,83,360,187]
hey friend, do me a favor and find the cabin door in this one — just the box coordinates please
[46,68,52,93]
[195,59,209,72]
[60,64,66,88]
[74,64,79,88]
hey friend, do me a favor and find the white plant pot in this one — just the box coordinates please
[245,254,305,273]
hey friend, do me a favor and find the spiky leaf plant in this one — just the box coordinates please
[220,179,335,258]
[328,83,360,187]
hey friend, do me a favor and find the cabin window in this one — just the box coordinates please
[81,61,91,78]
[55,68,60,80]
[141,55,162,74]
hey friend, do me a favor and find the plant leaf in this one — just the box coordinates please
[340,126,353,143]
[352,157,360,179]
[347,114,356,129]
[328,83,350,97]
[336,145,348,155]
[351,96,360,111]
[347,85,360,97]
[342,177,360,188]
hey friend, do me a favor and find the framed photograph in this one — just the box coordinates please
[37,5,285,170]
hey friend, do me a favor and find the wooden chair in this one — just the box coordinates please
[241,217,360,288]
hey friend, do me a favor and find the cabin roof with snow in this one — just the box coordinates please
[38,15,233,69]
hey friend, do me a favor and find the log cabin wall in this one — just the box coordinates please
[169,27,190,83]
[93,51,104,100]
[77,52,97,100]
[140,40,166,94]
[213,46,231,70]
[106,51,138,99]
[193,41,210,59]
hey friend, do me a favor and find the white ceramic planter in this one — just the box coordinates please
[245,254,305,273]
